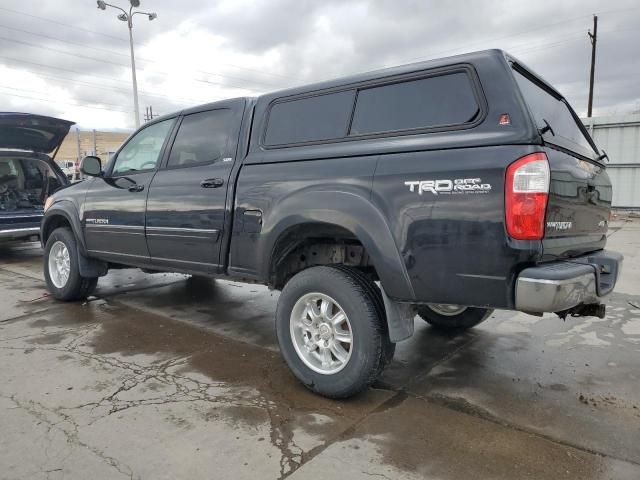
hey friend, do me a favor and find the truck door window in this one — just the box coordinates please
[167,109,233,168]
[112,119,173,175]
[350,72,479,135]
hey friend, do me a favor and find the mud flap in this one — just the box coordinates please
[77,246,108,278]
[380,286,415,342]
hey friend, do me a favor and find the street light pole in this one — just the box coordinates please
[96,0,157,128]
[126,16,140,127]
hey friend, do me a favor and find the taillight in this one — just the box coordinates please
[505,152,550,240]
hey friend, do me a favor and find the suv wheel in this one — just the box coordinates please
[44,227,98,301]
[276,266,391,399]
[417,304,493,331]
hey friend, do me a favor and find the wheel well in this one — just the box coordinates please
[269,223,377,290]
[42,215,72,245]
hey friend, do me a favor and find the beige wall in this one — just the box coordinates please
[56,129,131,166]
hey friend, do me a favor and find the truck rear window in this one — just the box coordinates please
[513,69,596,154]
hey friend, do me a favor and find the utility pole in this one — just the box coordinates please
[144,106,157,122]
[75,127,81,164]
[587,14,598,118]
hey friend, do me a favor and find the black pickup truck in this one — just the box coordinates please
[42,50,622,398]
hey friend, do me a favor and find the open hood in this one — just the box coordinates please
[0,113,75,153]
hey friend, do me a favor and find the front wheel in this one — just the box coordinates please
[276,266,390,399]
[44,227,98,301]
[417,304,493,331]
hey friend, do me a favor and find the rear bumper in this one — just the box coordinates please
[515,250,623,313]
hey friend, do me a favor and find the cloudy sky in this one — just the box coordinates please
[0,0,638,131]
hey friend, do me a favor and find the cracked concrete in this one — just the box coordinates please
[1,216,639,479]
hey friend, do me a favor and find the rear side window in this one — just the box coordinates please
[513,69,596,154]
[350,72,479,135]
[264,90,356,146]
[168,109,233,167]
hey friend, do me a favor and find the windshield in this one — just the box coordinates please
[513,68,597,155]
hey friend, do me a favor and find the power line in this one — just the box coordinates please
[0,5,128,43]
[0,23,136,62]
[505,30,585,53]
[0,36,133,69]
[0,15,296,85]
[0,55,259,101]
[507,36,584,57]
[0,55,131,86]
[0,84,132,111]
[361,6,640,72]
[0,89,132,113]
[8,70,205,106]
[0,35,275,92]
[0,54,256,96]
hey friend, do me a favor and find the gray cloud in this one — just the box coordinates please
[0,0,638,129]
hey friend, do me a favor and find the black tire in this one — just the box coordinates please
[417,304,493,331]
[276,266,390,399]
[44,227,98,301]
[330,265,395,370]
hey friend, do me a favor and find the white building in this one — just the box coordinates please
[583,114,640,209]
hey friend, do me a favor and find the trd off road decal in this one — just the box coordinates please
[405,178,492,196]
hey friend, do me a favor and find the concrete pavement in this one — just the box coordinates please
[0,216,639,479]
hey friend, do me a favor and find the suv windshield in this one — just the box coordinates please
[513,67,597,156]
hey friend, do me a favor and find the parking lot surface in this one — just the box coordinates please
[1,216,639,479]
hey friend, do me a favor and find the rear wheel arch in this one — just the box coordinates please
[262,192,415,301]
[268,222,376,289]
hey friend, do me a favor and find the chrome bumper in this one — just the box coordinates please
[515,250,623,313]
[0,227,40,240]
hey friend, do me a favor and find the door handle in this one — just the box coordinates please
[201,178,224,188]
[128,184,144,192]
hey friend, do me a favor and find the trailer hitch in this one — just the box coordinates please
[555,303,606,320]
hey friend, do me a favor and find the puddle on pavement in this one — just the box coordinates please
[336,396,613,480]
[50,300,393,478]
[13,269,640,478]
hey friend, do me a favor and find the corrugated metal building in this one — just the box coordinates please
[583,114,640,208]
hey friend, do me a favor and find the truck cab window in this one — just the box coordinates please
[112,119,173,175]
[167,109,233,168]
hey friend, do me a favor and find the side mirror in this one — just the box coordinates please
[80,156,102,177]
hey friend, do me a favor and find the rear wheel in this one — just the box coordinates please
[417,304,492,331]
[276,266,391,399]
[44,227,98,301]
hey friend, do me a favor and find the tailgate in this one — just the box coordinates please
[509,60,611,260]
[543,147,611,259]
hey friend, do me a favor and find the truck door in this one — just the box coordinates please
[145,100,244,273]
[83,118,175,263]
